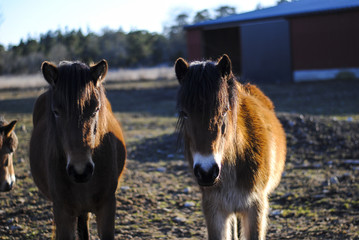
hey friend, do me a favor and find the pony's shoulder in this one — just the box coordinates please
[33,91,50,126]
[243,83,274,111]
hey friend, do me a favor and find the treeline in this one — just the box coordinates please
[0,29,178,75]
[0,6,237,75]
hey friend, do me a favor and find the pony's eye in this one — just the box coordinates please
[53,109,60,118]
[180,110,188,119]
[91,107,100,117]
[223,104,230,117]
[221,122,226,135]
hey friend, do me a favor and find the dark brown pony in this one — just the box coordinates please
[0,118,17,192]
[175,55,286,240]
[30,60,126,239]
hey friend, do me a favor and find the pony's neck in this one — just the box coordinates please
[227,82,247,158]
[94,91,108,148]
[220,82,237,156]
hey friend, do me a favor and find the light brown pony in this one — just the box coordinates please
[175,54,286,240]
[0,118,17,192]
[30,60,126,239]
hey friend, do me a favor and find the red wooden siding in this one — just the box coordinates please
[186,29,203,61]
[203,27,241,75]
[290,9,359,70]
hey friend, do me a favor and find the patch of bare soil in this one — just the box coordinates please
[1,113,358,239]
[0,79,358,239]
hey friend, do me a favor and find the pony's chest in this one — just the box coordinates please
[220,185,250,212]
[203,182,251,213]
[202,163,254,212]
[62,184,108,210]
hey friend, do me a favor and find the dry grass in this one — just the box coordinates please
[107,67,175,82]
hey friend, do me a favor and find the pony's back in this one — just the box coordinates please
[32,92,48,127]
[240,83,286,193]
[30,91,52,199]
[244,83,274,111]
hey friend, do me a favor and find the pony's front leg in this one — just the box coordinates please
[240,197,269,240]
[53,204,77,240]
[77,212,90,240]
[202,199,234,240]
[95,195,116,240]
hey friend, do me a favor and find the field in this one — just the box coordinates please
[0,75,358,239]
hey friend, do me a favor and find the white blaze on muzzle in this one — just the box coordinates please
[0,173,15,191]
[9,174,16,184]
[193,152,222,171]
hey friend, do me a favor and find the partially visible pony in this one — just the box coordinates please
[30,60,126,239]
[175,54,286,240]
[0,118,17,192]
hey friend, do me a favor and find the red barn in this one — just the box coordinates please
[185,0,359,83]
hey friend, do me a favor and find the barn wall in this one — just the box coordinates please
[240,19,292,83]
[203,27,241,75]
[290,9,359,70]
[186,29,203,61]
[186,8,359,82]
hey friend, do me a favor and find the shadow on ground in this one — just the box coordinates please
[127,133,181,163]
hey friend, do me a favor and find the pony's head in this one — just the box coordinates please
[0,119,18,191]
[175,54,238,187]
[42,60,108,183]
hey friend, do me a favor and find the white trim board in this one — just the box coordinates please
[293,68,359,82]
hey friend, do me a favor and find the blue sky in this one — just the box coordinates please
[0,0,277,47]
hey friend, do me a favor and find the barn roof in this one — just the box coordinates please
[185,0,359,29]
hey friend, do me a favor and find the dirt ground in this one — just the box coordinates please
[0,78,358,239]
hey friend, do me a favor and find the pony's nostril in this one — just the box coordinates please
[67,164,75,177]
[2,181,13,192]
[194,164,202,179]
[84,163,94,176]
[67,163,94,183]
[194,163,219,186]
[212,164,219,179]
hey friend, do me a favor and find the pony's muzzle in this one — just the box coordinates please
[194,163,219,186]
[67,162,94,183]
[0,176,15,192]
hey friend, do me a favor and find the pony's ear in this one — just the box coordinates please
[42,61,58,87]
[175,57,189,85]
[217,54,232,78]
[91,59,108,87]
[1,120,17,138]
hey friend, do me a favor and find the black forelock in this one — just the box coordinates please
[175,59,238,148]
[177,60,223,115]
[53,61,99,116]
